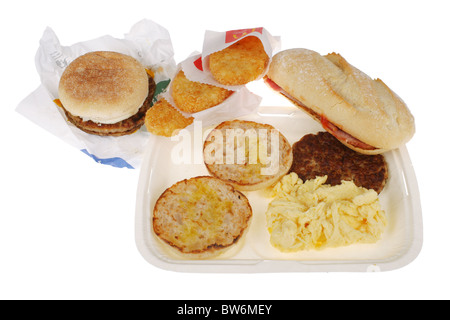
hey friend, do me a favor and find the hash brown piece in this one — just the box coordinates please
[289,131,388,193]
[203,120,293,191]
[209,36,269,86]
[144,98,194,137]
[172,70,234,113]
[152,176,252,259]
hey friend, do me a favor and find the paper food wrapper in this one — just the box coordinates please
[16,19,176,169]
[160,52,262,129]
[199,27,281,90]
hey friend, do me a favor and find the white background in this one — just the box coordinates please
[1,0,449,300]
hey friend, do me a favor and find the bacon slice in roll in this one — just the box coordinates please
[265,48,415,155]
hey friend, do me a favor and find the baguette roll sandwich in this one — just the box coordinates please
[265,48,415,154]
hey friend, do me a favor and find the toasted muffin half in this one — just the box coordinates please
[152,176,252,259]
[203,120,293,191]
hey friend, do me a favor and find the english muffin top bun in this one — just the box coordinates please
[265,48,415,154]
[58,51,156,136]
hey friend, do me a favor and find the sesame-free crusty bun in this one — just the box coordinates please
[58,51,155,136]
[152,176,252,259]
[265,48,415,154]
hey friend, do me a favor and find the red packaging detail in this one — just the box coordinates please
[194,56,203,71]
[225,27,263,43]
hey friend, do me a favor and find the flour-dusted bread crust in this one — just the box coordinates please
[266,48,415,154]
[152,176,252,259]
[203,120,293,191]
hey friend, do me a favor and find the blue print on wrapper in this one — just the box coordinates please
[80,149,134,169]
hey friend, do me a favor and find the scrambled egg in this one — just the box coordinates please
[266,173,386,252]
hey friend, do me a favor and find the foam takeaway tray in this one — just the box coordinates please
[135,106,423,272]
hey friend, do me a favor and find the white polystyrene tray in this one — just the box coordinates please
[135,106,423,272]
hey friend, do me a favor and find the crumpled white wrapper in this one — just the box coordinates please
[16,19,177,169]
[160,52,262,128]
[200,27,281,90]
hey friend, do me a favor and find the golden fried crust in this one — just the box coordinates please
[152,176,252,258]
[172,71,233,113]
[209,36,269,86]
[144,98,194,137]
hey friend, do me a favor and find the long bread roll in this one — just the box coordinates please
[265,48,415,154]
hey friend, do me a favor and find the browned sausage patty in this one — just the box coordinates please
[289,131,388,193]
